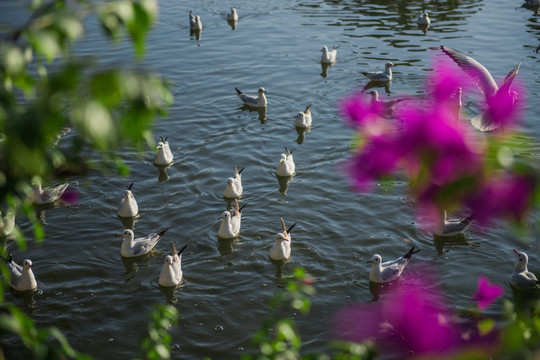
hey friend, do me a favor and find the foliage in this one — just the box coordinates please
[0,0,175,358]
[137,305,178,360]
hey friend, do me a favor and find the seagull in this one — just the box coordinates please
[368,90,407,116]
[33,182,69,205]
[154,136,174,166]
[6,254,37,291]
[0,209,15,237]
[159,243,187,287]
[440,45,522,132]
[510,249,539,290]
[223,165,244,198]
[417,11,431,26]
[294,104,312,128]
[276,147,295,177]
[235,87,267,108]
[269,217,296,261]
[118,183,139,218]
[171,242,188,283]
[116,227,169,258]
[218,199,246,239]
[433,211,474,237]
[226,7,238,21]
[321,46,337,64]
[367,247,421,283]
[189,11,202,30]
[361,62,396,82]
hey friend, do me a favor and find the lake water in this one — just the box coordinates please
[2,0,540,358]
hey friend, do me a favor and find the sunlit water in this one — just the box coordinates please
[2,0,540,358]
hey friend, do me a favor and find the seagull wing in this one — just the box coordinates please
[440,46,498,100]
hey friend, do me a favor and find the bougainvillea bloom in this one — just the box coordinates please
[473,276,504,311]
[334,278,460,357]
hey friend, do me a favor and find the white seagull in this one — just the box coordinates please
[269,217,296,261]
[154,136,174,166]
[368,90,407,116]
[360,62,396,82]
[118,183,139,218]
[321,46,337,64]
[223,165,244,198]
[171,242,187,283]
[235,87,267,108]
[294,104,312,128]
[116,227,169,258]
[433,211,474,237]
[33,182,69,205]
[189,11,202,30]
[6,254,37,291]
[510,249,539,290]
[159,243,187,287]
[367,247,420,283]
[218,198,246,239]
[276,147,295,177]
[417,11,431,26]
[440,45,522,132]
[226,7,238,21]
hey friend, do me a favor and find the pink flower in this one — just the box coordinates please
[473,276,504,311]
[334,278,460,357]
[466,173,536,225]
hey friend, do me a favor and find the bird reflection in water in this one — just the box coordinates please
[190,28,202,41]
[295,126,310,145]
[155,164,171,183]
[239,104,267,123]
[276,174,294,195]
[362,80,392,95]
[320,61,335,78]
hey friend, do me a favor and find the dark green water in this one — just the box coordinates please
[2,0,540,358]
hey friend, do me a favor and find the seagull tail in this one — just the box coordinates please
[235,88,242,95]
[158,227,170,237]
[177,244,188,256]
[238,203,247,213]
[403,247,421,259]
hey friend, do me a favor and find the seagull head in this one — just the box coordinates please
[258,87,266,94]
[367,254,382,264]
[219,210,231,221]
[23,259,33,269]
[275,233,289,242]
[116,229,134,240]
[321,46,328,52]
[280,154,287,162]
[226,177,234,187]
[123,189,134,199]
[165,255,174,266]
[385,62,396,69]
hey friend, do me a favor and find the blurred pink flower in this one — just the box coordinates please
[334,278,460,357]
[473,276,504,311]
[60,187,79,205]
[465,173,536,225]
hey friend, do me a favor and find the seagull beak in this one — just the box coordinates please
[115,233,123,237]
[513,249,519,255]
[366,260,373,264]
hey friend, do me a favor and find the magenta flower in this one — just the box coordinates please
[334,278,461,357]
[60,187,79,205]
[466,173,536,225]
[473,276,504,311]
[341,91,385,131]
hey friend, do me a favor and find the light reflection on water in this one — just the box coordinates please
[2,0,540,358]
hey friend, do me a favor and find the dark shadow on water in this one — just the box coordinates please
[362,80,392,95]
[418,23,429,34]
[510,284,540,314]
[295,126,310,145]
[276,174,294,195]
[190,28,202,41]
[432,233,469,255]
[320,61,335,78]
[155,164,172,182]
[217,236,237,256]
[118,215,137,230]
[239,104,267,123]
[227,19,237,30]
[270,258,289,279]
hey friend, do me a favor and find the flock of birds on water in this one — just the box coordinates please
[3,6,539,298]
